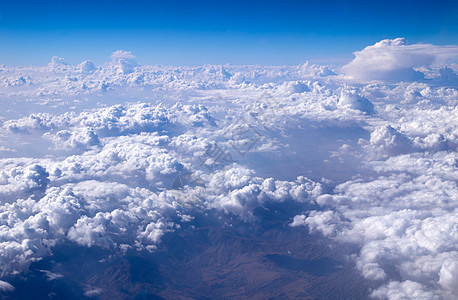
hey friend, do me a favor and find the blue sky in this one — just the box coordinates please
[0,0,457,66]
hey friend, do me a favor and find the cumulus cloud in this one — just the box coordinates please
[49,56,69,68]
[110,50,138,74]
[44,127,100,150]
[79,60,96,73]
[294,151,458,298]
[0,162,49,201]
[342,38,458,81]
[0,101,327,276]
[439,259,458,295]
[371,280,436,300]
[338,88,374,114]
[299,61,336,77]
[277,80,311,94]
[366,125,414,158]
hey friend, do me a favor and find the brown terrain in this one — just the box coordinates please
[2,205,370,299]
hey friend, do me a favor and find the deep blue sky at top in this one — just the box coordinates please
[0,0,457,66]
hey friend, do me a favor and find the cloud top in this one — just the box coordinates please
[342,38,458,81]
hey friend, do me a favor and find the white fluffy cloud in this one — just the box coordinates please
[342,38,458,81]
[0,162,49,201]
[0,101,326,277]
[338,88,374,114]
[110,50,138,74]
[296,151,458,298]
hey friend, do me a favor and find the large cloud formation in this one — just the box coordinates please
[295,151,457,298]
[0,40,457,298]
[342,38,458,81]
[0,102,322,278]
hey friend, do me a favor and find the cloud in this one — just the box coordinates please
[294,151,458,298]
[366,125,414,159]
[299,61,336,77]
[3,113,57,134]
[49,56,69,68]
[0,280,14,292]
[110,50,138,74]
[439,259,458,295]
[370,280,436,300]
[79,60,96,73]
[342,38,458,81]
[40,270,64,281]
[84,288,102,297]
[338,88,374,114]
[0,102,327,276]
[44,127,100,150]
[277,80,311,94]
[0,162,49,202]
[110,50,136,63]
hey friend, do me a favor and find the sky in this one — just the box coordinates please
[0,1,458,298]
[0,0,457,66]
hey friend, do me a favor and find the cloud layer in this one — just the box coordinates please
[0,40,457,298]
